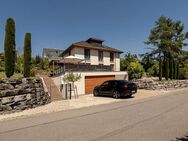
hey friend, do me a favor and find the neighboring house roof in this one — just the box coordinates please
[43,48,64,59]
[61,38,124,56]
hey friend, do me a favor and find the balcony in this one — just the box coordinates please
[53,64,114,76]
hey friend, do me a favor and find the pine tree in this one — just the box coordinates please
[145,16,188,80]
[4,18,16,77]
[23,33,32,77]
[165,58,169,80]
[174,61,177,80]
[170,58,174,80]
[159,57,163,81]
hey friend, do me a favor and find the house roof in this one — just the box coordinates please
[61,38,124,56]
[43,48,64,59]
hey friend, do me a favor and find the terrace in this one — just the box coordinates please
[53,63,114,75]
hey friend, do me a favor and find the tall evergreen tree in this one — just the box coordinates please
[165,58,169,80]
[159,57,163,81]
[145,16,188,80]
[23,33,32,77]
[4,18,16,77]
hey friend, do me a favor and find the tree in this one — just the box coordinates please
[140,55,155,72]
[15,55,23,73]
[63,72,81,98]
[120,53,138,71]
[159,58,163,81]
[0,52,5,71]
[23,33,32,77]
[145,16,188,80]
[4,18,16,77]
[147,61,159,77]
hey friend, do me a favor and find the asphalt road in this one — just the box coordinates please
[0,89,188,141]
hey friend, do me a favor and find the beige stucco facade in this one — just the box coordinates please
[64,47,120,71]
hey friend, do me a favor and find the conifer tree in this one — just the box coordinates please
[4,18,16,77]
[23,33,32,77]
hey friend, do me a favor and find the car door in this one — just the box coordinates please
[99,81,110,95]
[106,81,115,96]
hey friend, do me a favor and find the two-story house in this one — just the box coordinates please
[52,38,128,95]
[61,38,122,71]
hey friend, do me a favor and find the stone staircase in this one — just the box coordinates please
[42,76,63,101]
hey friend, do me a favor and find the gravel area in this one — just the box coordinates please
[0,89,183,122]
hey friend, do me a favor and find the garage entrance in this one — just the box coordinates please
[85,75,115,94]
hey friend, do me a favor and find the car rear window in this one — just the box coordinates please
[117,80,129,85]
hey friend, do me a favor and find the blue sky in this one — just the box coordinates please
[0,0,188,57]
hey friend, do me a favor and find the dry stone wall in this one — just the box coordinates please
[0,78,50,114]
[134,79,188,90]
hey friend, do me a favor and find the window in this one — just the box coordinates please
[110,52,114,62]
[98,51,103,62]
[84,49,90,60]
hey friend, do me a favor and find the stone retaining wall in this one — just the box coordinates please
[0,78,51,114]
[135,79,188,90]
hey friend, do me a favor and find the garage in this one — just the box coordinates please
[85,75,115,94]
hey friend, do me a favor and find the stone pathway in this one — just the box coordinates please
[42,76,62,101]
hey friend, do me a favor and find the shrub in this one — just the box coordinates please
[127,61,145,80]
[30,67,38,77]
[147,62,159,77]
[179,65,188,79]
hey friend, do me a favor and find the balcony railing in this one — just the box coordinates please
[53,64,113,76]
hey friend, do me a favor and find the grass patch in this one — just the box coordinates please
[0,72,23,79]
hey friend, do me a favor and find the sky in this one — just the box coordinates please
[0,0,188,57]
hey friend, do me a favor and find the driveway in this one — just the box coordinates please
[0,89,175,121]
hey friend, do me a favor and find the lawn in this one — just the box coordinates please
[0,72,23,79]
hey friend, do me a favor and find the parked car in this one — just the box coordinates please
[93,80,137,99]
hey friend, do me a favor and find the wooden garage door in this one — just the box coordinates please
[85,75,115,94]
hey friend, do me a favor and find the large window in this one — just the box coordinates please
[98,51,103,62]
[110,52,114,62]
[84,49,90,60]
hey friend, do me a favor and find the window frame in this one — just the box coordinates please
[110,52,114,62]
[98,51,103,62]
[84,49,90,60]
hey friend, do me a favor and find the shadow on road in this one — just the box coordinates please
[174,132,188,141]
[96,95,135,99]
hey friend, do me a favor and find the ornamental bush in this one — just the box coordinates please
[127,61,145,80]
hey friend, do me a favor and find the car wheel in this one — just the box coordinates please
[113,91,120,99]
[127,94,132,98]
[93,90,99,96]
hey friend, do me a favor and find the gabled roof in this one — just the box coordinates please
[61,38,124,56]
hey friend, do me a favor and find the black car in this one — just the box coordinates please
[93,80,137,99]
